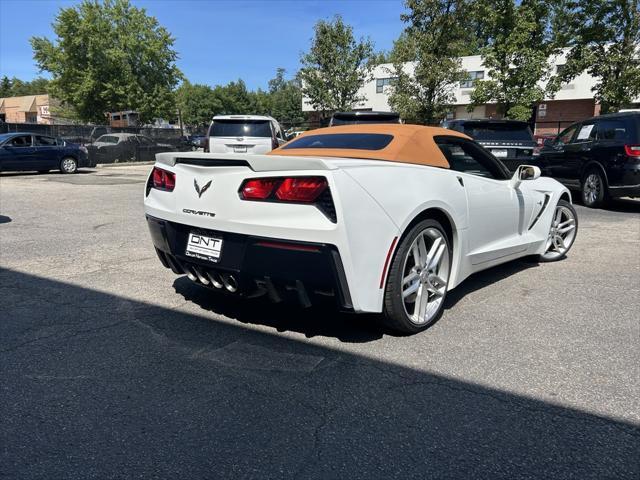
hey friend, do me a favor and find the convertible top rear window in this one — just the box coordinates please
[283,133,394,150]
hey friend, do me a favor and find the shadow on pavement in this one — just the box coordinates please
[173,276,386,343]
[1,267,638,479]
[0,169,94,177]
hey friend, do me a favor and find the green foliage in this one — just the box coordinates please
[175,70,304,130]
[30,0,182,123]
[175,81,222,130]
[0,76,51,97]
[469,0,562,120]
[300,15,375,114]
[552,0,640,113]
[268,68,304,126]
[388,0,472,124]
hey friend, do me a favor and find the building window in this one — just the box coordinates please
[460,71,484,88]
[376,77,397,93]
[112,114,121,121]
[25,112,37,123]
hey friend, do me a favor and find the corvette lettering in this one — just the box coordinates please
[182,208,216,217]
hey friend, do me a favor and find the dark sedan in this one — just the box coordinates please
[0,132,93,174]
[87,133,177,164]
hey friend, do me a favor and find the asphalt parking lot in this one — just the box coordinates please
[1,165,639,479]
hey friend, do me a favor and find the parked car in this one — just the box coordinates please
[188,135,207,150]
[329,111,401,126]
[204,115,286,154]
[0,132,93,174]
[144,124,577,334]
[537,112,640,207]
[442,119,537,172]
[87,133,176,164]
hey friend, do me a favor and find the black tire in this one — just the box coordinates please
[60,157,78,174]
[382,219,452,335]
[581,169,608,208]
[538,199,578,263]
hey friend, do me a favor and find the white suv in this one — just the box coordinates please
[205,115,287,154]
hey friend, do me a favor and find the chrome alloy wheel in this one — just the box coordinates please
[541,204,577,260]
[61,157,77,173]
[583,173,601,205]
[401,228,450,325]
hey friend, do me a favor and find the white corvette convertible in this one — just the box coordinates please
[144,125,577,334]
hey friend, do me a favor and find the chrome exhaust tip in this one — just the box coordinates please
[206,271,223,289]
[184,265,198,282]
[193,266,209,285]
[221,273,238,293]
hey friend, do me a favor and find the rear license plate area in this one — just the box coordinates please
[491,149,508,158]
[185,233,223,263]
[233,145,247,153]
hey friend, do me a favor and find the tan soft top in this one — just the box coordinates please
[269,124,471,168]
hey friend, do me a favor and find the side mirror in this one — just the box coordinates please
[543,138,555,147]
[511,165,541,188]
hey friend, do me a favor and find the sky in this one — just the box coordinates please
[0,0,405,90]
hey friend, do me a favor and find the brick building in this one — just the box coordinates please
[0,94,57,124]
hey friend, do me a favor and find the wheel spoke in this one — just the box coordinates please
[554,208,562,224]
[402,271,419,286]
[558,224,575,235]
[428,244,446,271]
[558,219,574,228]
[417,234,428,266]
[415,284,429,322]
[402,280,420,299]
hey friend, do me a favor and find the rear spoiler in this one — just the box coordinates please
[155,152,337,172]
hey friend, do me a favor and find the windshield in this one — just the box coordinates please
[0,133,16,144]
[96,135,120,144]
[210,120,272,137]
[461,123,533,141]
[283,133,394,150]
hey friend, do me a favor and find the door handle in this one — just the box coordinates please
[456,176,464,187]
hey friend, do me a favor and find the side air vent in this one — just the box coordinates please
[528,194,551,230]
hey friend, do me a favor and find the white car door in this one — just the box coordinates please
[435,136,530,265]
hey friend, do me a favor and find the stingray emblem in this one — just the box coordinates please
[194,178,212,198]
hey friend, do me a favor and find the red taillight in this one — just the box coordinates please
[624,145,640,157]
[151,167,176,191]
[275,177,327,202]
[240,178,279,199]
[239,176,335,222]
[240,176,328,202]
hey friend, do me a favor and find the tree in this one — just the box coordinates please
[31,0,181,123]
[176,81,222,130]
[388,0,473,124]
[0,76,51,97]
[553,0,640,113]
[299,15,375,116]
[267,68,304,126]
[468,0,562,120]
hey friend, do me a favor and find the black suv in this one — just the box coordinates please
[442,119,537,172]
[538,112,640,207]
[329,111,401,126]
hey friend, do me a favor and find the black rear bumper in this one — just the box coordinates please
[146,215,353,309]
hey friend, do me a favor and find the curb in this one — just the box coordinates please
[96,161,154,168]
